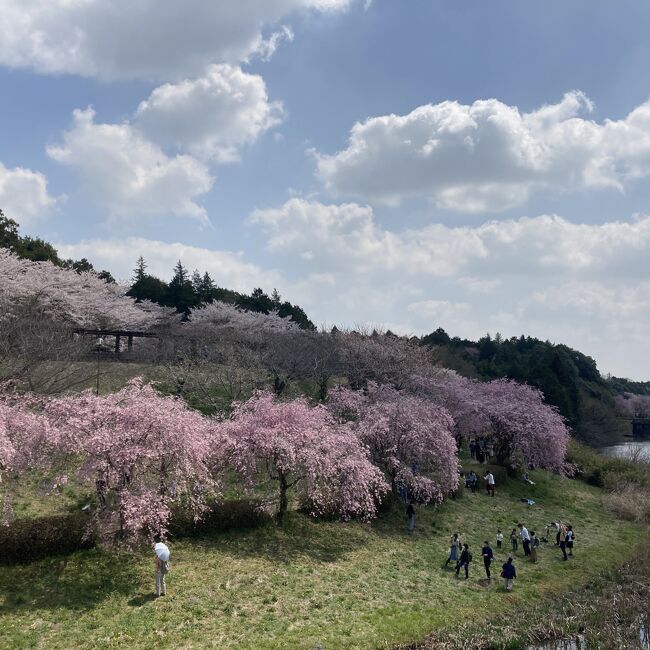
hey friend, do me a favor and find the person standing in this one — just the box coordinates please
[519,523,531,557]
[496,529,504,549]
[484,471,495,496]
[530,531,540,563]
[510,528,518,552]
[406,501,415,534]
[558,524,568,561]
[502,557,516,591]
[482,541,494,579]
[445,533,461,567]
[566,525,574,557]
[154,538,170,597]
[456,543,471,579]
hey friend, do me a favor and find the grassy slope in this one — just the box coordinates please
[0,471,641,650]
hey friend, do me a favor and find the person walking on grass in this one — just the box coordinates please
[406,501,415,534]
[558,523,568,561]
[496,529,504,549]
[519,523,531,557]
[445,533,462,567]
[510,528,518,552]
[456,543,471,579]
[482,541,494,579]
[154,538,170,597]
[484,471,495,496]
[502,557,516,591]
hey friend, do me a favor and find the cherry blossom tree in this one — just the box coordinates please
[329,383,459,504]
[411,374,569,472]
[336,329,432,390]
[0,249,172,330]
[480,379,569,472]
[225,391,388,521]
[0,390,56,519]
[41,378,226,541]
[616,393,650,418]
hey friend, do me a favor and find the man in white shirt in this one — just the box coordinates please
[519,523,531,556]
[484,471,495,496]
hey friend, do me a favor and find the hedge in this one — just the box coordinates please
[0,512,95,564]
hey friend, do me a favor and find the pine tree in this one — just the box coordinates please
[133,256,147,283]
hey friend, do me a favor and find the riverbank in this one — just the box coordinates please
[0,470,642,649]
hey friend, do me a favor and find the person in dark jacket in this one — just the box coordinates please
[502,557,516,591]
[481,541,494,579]
[455,543,471,579]
[406,501,415,533]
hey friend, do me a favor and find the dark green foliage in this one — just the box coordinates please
[0,501,271,565]
[168,499,272,537]
[0,208,114,281]
[127,258,315,328]
[0,513,95,564]
[127,275,169,304]
[606,376,650,396]
[419,328,636,444]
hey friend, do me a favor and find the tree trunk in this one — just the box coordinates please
[278,472,288,521]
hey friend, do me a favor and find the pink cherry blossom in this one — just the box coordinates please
[225,391,388,520]
[329,382,460,504]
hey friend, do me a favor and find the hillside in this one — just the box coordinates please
[420,329,646,445]
[0,468,642,650]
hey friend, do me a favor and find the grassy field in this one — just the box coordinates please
[0,469,642,650]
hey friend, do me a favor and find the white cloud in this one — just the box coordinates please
[47,108,213,223]
[0,161,58,225]
[252,25,295,63]
[315,91,650,213]
[0,0,354,80]
[55,237,281,292]
[135,64,284,163]
[251,199,650,378]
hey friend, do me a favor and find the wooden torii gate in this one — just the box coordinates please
[74,329,158,354]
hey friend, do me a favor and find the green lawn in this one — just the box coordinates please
[0,470,641,649]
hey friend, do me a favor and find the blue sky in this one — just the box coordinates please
[1,1,650,379]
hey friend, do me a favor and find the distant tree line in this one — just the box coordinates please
[128,257,314,329]
[0,208,315,330]
[419,327,639,444]
[0,209,115,282]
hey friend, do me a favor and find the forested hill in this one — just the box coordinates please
[0,209,314,329]
[420,328,646,445]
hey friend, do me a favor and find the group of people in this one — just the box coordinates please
[441,519,577,591]
[464,469,496,496]
[468,438,494,464]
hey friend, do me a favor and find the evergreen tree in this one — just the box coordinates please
[166,260,198,313]
[133,256,147,283]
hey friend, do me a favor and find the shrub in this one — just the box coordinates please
[566,440,650,489]
[168,499,272,538]
[604,485,650,523]
[0,513,95,564]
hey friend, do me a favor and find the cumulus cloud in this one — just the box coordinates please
[0,0,354,80]
[56,237,281,292]
[251,198,650,377]
[0,161,58,225]
[315,91,650,212]
[135,64,284,162]
[47,108,213,223]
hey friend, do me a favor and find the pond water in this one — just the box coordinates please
[599,440,650,461]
